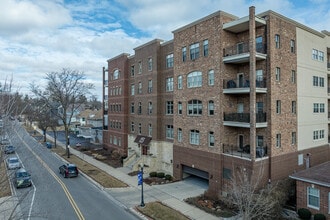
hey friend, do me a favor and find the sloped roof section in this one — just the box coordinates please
[289,161,330,187]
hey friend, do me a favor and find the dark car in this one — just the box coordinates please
[15,168,32,188]
[4,145,15,154]
[59,163,79,178]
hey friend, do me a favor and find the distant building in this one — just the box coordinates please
[103,6,330,195]
[77,109,103,144]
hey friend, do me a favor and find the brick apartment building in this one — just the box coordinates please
[103,6,330,196]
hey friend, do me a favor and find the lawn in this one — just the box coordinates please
[0,153,11,198]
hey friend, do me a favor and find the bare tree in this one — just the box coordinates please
[224,165,290,220]
[31,68,94,157]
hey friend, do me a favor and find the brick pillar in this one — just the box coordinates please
[249,6,256,161]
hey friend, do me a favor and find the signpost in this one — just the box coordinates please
[138,165,145,207]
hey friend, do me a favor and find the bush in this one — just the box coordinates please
[157,172,165,178]
[297,208,311,220]
[314,213,326,220]
[165,174,172,181]
[149,172,157,177]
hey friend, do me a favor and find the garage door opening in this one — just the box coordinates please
[182,165,209,188]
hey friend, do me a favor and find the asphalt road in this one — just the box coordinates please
[4,121,138,220]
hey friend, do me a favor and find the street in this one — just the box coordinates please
[3,121,138,220]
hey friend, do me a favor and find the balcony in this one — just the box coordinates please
[223,112,267,128]
[223,78,267,94]
[222,143,268,159]
[223,15,266,33]
[223,42,267,64]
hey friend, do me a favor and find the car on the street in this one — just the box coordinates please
[4,145,15,154]
[1,137,10,145]
[14,168,32,188]
[59,163,79,178]
[6,156,21,170]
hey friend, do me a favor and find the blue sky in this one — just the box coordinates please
[0,0,329,99]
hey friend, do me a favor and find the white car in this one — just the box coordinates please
[7,157,21,170]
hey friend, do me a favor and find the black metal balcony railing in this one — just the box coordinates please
[223,78,267,89]
[223,42,267,57]
[222,143,268,159]
[224,112,267,123]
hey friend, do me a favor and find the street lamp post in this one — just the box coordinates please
[139,164,145,207]
[67,135,70,158]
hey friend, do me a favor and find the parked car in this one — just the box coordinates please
[4,145,15,154]
[6,156,21,170]
[1,138,10,145]
[59,163,79,178]
[14,168,32,188]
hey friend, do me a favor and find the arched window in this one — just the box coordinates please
[187,71,202,88]
[188,100,202,115]
[113,69,120,80]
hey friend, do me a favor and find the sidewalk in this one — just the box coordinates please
[45,131,220,220]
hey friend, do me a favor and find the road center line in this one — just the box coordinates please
[14,128,85,220]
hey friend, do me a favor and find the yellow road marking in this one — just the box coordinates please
[15,129,85,220]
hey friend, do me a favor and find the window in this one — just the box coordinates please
[275,34,280,48]
[178,75,183,89]
[208,70,214,86]
[203,40,208,56]
[178,102,182,115]
[275,67,281,81]
[182,47,186,62]
[318,51,324,61]
[138,82,142,94]
[320,103,325,113]
[138,123,141,134]
[148,80,152,93]
[166,125,173,139]
[131,84,135,95]
[291,132,296,145]
[148,58,152,71]
[166,53,174,68]
[298,154,303,165]
[237,42,244,53]
[190,43,199,60]
[319,77,324,87]
[276,134,281,147]
[188,100,202,115]
[131,103,135,114]
[138,102,142,114]
[320,130,325,139]
[208,100,214,115]
[187,71,202,88]
[209,131,214,147]
[148,124,152,137]
[223,168,231,179]
[256,36,263,52]
[166,101,173,115]
[148,102,152,114]
[131,122,135,132]
[190,130,200,145]
[307,187,320,209]
[130,65,135,77]
[113,69,119,80]
[256,136,264,147]
[312,49,318,60]
[276,100,281,114]
[291,70,296,83]
[292,101,296,114]
[290,40,295,53]
[313,76,318,86]
[313,130,319,140]
[177,128,182,142]
[166,77,174,91]
[138,61,142,73]
[313,103,319,113]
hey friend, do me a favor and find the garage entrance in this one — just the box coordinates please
[182,165,209,179]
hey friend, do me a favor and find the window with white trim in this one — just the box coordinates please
[209,131,214,147]
[312,130,325,140]
[148,58,152,71]
[275,67,281,81]
[276,100,281,114]
[138,102,142,114]
[203,40,208,57]
[138,61,142,73]
[178,128,182,142]
[178,75,183,89]
[130,103,134,114]
[276,134,281,147]
[190,130,200,145]
[307,187,320,210]
[166,125,173,139]
[208,70,214,86]
[292,101,296,114]
[131,65,135,77]
[291,132,296,145]
[178,102,182,115]
[182,47,186,62]
[148,80,152,93]
[190,43,199,60]
[290,40,295,53]
[208,100,214,115]
[131,84,135,95]
[166,77,173,91]
[113,69,119,80]
[187,71,202,88]
[138,82,142,94]
[148,102,152,114]
[275,34,280,48]
[291,70,296,83]
[148,124,152,137]
[131,122,135,132]
[188,100,202,115]
[166,101,173,115]
[166,53,173,68]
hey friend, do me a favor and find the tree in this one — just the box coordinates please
[224,165,291,220]
[31,68,94,157]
